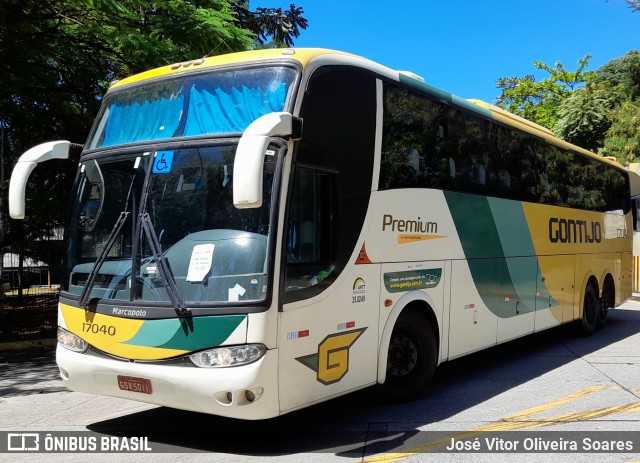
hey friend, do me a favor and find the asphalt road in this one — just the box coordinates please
[1,300,640,463]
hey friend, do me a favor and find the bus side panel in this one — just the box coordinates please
[448,260,498,359]
[496,257,537,343]
[536,255,575,329]
[278,265,380,413]
[621,250,633,304]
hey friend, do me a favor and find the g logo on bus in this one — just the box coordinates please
[296,328,367,385]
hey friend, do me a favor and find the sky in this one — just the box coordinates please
[268,0,639,103]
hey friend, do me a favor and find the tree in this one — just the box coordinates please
[495,50,640,163]
[600,100,640,165]
[554,82,621,151]
[233,2,308,48]
[626,0,640,12]
[0,0,307,271]
[593,50,640,101]
[495,55,593,130]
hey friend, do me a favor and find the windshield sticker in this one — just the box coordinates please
[228,283,247,301]
[153,150,174,174]
[384,269,442,293]
[186,243,215,282]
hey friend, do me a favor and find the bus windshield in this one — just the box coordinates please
[88,66,297,149]
[63,143,278,307]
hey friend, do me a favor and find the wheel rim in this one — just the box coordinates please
[585,289,597,326]
[600,293,610,320]
[600,282,613,320]
[387,328,419,377]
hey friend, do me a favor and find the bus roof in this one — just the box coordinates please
[109,48,359,90]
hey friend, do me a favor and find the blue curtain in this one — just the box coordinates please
[102,96,184,147]
[100,81,287,146]
[183,82,287,136]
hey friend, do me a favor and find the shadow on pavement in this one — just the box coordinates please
[81,304,640,455]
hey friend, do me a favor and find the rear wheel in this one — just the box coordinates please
[578,283,598,336]
[379,309,437,402]
[597,278,614,329]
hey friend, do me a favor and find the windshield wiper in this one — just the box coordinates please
[140,212,190,317]
[78,211,130,310]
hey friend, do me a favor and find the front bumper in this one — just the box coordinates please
[56,344,280,420]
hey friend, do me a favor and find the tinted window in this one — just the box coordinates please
[380,83,630,214]
[284,67,376,302]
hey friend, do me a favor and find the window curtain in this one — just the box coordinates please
[183,82,287,136]
[102,96,184,147]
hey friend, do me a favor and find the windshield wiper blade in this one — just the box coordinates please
[79,211,130,310]
[140,212,190,317]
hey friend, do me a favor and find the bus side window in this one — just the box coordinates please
[283,66,376,303]
[284,167,337,295]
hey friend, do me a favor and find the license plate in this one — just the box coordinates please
[117,375,152,395]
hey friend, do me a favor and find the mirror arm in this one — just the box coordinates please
[9,140,72,219]
[233,113,301,209]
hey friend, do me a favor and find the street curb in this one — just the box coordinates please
[0,338,56,351]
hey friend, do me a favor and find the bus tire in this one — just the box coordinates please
[379,309,437,402]
[578,283,598,336]
[597,278,614,330]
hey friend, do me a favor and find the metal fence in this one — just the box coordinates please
[0,252,59,343]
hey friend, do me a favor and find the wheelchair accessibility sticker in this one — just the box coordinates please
[153,150,174,174]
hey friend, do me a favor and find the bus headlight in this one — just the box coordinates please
[189,344,266,368]
[57,327,88,353]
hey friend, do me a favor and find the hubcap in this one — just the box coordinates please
[387,332,418,377]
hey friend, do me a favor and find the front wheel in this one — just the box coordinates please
[379,309,437,402]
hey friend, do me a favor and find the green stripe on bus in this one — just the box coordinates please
[487,198,557,310]
[396,74,493,119]
[445,192,559,316]
[122,315,246,351]
[451,95,492,118]
[398,74,453,103]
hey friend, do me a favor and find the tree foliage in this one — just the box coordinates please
[627,0,640,12]
[600,100,640,165]
[232,2,308,47]
[554,82,621,151]
[593,50,640,100]
[0,0,307,265]
[496,48,640,164]
[495,56,593,130]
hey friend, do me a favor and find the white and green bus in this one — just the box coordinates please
[9,48,632,419]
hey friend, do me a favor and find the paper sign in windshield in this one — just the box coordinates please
[186,244,215,282]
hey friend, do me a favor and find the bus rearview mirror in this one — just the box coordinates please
[233,112,301,209]
[9,140,71,219]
